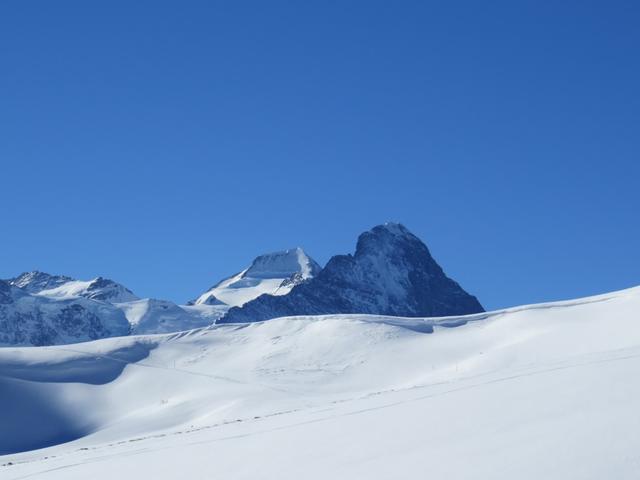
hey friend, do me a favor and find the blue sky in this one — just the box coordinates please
[1,1,638,309]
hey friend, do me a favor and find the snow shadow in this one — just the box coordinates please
[0,376,93,455]
[0,342,157,455]
[0,342,156,385]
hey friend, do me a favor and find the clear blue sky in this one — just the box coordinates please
[1,1,638,310]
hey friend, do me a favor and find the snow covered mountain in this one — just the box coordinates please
[0,279,130,346]
[1,273,217,345]
[0,225,483,345]
[220,223,483,323]
[1,285,639,479]
[8,271,74,293]
[192,247,321,307]
[8,271,139,303]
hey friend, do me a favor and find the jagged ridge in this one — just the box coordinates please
[220,223,483,323]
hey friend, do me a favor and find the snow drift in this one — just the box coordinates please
[1,285,639,479]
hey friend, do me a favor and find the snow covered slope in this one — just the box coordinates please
[38,278,138,303]
[1,286,640,479]
[8,272,74,294]
[192,247,321,307]
[8,272,139,303]
[118,298,222,335]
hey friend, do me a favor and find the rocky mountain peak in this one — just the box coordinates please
[8,271,74,294]
[192,248,321,307]
[245,248,321,280]
[220,223,483,323]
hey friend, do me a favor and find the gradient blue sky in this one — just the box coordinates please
[1,1,638,309]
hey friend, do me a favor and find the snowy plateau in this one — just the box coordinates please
[0,224,639,479]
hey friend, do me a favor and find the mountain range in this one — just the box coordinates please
[0,223,483,346]
[221,223,483,323]
[2,224,637,478]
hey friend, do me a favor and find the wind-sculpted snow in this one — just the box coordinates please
[1,285,639,480]
[0,376,92,455]
[0,341,156,385]
[0,339,156,455]
[221,223,483,323]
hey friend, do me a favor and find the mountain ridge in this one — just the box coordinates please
[220,223,483,323]
[1,223,484,345]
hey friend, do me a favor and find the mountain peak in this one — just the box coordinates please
[378,221,412,235]
[6,272,138,304]
[221,223,483,323]
[8,271,74,293]
[245,247,321,280]
[83,277,138,302]
[355,222,423,257]
[193,248,321,307]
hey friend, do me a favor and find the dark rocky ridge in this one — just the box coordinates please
[220,223,484,323]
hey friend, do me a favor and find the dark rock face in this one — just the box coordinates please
[220,223,484,323]
[54,304,109,341]
[0,280,13,305]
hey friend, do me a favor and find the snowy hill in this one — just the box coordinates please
[192,247,321,307]
[1,286,639,479]
[221,223,483,323]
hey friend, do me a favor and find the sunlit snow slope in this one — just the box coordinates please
[1,286,640,479]
[192,247,320,307]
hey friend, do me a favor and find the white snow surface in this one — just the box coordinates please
[194,270,289,307]
[193,247,320,307]
[37,279,138,303]
[115,299,224,335]
[1,286,640,479]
